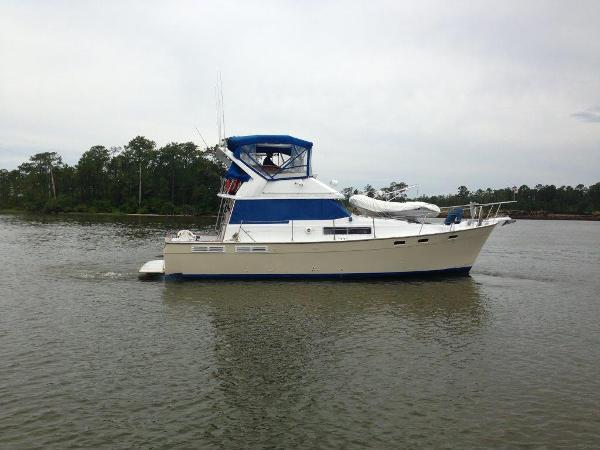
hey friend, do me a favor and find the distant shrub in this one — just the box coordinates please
[181,204,194,216]
[160,202,175,215]
[42,198,62,213]
[93,200,112,213]
[122,200,138,214]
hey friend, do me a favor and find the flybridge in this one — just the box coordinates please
[226,135,313,180]
[216,134,344,233]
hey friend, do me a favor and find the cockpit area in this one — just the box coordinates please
[226,135,312,180]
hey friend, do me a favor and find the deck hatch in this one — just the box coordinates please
[191,245,225,253]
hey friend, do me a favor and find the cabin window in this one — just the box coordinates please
[417,238,429,243]
[191,246,225,253]
[323,227,372,235]
[394,240,406,246]
[448,235,458,240]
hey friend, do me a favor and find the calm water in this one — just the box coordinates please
[1,214,599,448]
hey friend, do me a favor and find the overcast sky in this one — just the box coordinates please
[1,0,599,194]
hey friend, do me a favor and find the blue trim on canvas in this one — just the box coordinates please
[225,162,251,182]
[227,135,313,152]
[162,266,472,281]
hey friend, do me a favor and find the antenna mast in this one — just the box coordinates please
[219,72,226,139]
[215,72,226,143]
[215,85,221,143]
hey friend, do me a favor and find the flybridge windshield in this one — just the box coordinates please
[238,143,308,179]
[227,135,312,180]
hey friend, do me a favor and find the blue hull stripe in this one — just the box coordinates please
[161,266,472,281]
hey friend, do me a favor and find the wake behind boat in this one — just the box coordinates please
[139,135,514,279]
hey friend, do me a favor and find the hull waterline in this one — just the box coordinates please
[162,266,472,281]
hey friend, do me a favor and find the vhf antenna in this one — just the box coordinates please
[219,72,226,140]
[215,71,226,143]
[215,84,221,143]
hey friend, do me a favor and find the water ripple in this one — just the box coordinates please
[1,215,599,448]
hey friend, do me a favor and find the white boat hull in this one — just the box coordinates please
[160,223,496,279]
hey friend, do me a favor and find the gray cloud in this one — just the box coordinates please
[572,107,600,123]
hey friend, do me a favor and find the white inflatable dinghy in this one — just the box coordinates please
[349,194,441,219]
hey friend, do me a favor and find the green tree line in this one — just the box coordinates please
[342,182,600,214]
[0,136,225,215]
[2,141,599,216]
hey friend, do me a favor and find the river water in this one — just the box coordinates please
[1,214,599,448]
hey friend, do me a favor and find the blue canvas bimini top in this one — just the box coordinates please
[226,135,313,180]
[226,135,313,156]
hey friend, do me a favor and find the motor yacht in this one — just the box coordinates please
[139,135,514,279]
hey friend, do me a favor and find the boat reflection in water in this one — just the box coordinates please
[159,278,486,446]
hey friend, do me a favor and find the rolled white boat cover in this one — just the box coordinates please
[349,194,441,219]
